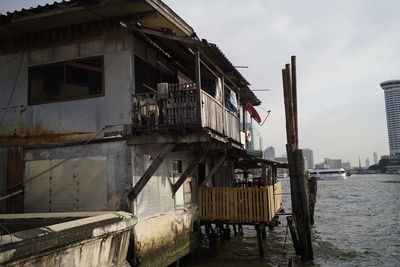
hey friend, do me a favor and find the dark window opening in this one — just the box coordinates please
[29,57,104,105]
[173,160,183,174]
[134,56,178,94]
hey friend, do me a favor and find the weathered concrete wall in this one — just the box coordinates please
[0,34,134,147]
[23,140,132,212]
[131,145,201,266]
[133,212,199,267]
[132,144,198,221]
[0,212,136,267]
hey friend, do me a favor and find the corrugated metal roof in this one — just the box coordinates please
[0,0,79,22]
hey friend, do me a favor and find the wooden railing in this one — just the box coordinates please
[199,182,282,223]
[133,83,241,143]
[200,90,240,142]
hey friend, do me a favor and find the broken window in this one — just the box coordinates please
[28,57,104,105]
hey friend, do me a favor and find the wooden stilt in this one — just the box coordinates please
[287,216,300,255]
[238,224,244,236]
[256,225,264,258]
[308,176,318,225]
[262,226,267,240]
[232,224,238,236]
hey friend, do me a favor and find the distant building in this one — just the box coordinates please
[264,146,275,159]
[342,162,351,170]
[315,162,328,169]
[324,158,342,169]
[380,80,400,155]
[302,148,314,169]
[373,152,378,165]
[365,158,370,169]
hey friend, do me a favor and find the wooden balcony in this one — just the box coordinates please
[132,83,241,144]
[199,181,282,223]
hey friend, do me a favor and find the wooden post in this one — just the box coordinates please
[286,145,313,260]
[261,164,267,186]
[256,224,264,258]
[200,155,226,187]
[282,56,314,260]
[287,216,300,255]
[308,176,318,225]
[195,45,202,126]
[291,56,298,147]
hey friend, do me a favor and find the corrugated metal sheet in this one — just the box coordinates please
[24,156,107,212]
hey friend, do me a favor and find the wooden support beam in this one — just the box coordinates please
[128,24,203,46]
[172,150,209,195]
[200,155,226,187]
[128,143,176,201]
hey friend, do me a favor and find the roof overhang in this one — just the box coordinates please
[0,0,194,38]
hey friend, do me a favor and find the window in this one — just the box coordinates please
[172,160,183,174]
[29,57,104,105]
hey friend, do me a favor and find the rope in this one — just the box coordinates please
[0,127,106,199]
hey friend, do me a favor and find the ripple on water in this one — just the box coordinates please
[189,175,400,267]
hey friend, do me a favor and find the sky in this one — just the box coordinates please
[1,0,399,166]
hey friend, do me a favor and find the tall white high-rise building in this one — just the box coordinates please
[302,149,314,169]
[365,158,370,169]
[373,152,378,165]
[380,80,400,155]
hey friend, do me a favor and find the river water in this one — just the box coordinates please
[189,174,400,267]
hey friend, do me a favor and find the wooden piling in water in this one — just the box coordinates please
[308,176,318,225]
[256,224,264,258]
[282,56,314,261]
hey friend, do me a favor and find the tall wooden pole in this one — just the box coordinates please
[291,56,298,147]
[282,56,313,260]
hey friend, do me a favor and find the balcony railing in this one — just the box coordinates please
[133,83,241,143]
[198,181,282,223]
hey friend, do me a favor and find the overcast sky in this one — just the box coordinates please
[2,0,398,166]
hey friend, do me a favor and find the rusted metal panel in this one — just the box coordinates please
[6,147,24,213]
[24,156,107,212]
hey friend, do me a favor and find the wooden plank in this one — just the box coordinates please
[172,150,208,194]
[6,147,24,213]
[128,143,175,201]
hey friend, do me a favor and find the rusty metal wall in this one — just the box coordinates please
[0,34,134,147]
[24,140,131,212]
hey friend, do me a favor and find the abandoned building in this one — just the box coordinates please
[0,0,286,266]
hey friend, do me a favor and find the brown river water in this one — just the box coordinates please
[187,174,400,267]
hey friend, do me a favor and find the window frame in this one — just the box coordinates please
[28,56,105,105]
